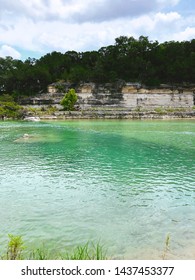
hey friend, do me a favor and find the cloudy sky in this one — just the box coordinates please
[0,0,195,60]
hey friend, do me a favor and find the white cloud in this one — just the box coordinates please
[0,0,181,23]
[0,45,21,59]
[154,11,181,22]
[72,0,157,23]
[124,12,181,33]
[0,0,194,59]
[0,17,41,52]
[171,27,195,41]
[0,10,190,56]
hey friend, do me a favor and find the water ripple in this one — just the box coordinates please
[0,120,195,259]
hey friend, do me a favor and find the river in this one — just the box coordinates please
[0,120,195,259]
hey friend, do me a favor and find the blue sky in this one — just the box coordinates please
[0,0,195,60]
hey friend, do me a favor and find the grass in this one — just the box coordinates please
[154,107,166,114]
[6,234,25,260]
[1,233,173,260]
[1,234,107,260]
[154,107,193,114]
[61,242,106,260]
[161,234,171,260]
[27,105,58,116]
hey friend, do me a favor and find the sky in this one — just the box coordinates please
[0,0,195,60]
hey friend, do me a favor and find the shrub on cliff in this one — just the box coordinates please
[60,88,78,111]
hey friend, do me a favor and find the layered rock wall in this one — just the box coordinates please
[76,83,194,108]
[21,83,195,109]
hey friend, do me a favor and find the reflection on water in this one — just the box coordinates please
[0,120,195,259]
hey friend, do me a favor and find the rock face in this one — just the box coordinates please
[20,82,195,109]
[122,92,193,108]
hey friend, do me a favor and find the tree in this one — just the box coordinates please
[60,88,78,111]
[68,65,89,82]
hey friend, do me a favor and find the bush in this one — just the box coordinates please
[0,95,23,119]
[60,88,78,111]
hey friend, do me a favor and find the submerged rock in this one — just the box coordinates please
[14,133,34,142]
[23,133,30,139]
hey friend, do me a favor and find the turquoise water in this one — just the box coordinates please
[0,120,195,259]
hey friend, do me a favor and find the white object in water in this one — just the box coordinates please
[24,116,40,122]
[23,133,30,138]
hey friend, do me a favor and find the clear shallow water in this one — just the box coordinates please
[0,120,195,259]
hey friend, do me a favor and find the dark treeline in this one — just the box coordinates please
[1,35,195,98]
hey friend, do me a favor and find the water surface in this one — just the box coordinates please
[0,120,195,259]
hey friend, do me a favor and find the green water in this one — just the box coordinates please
[0,120,195,259]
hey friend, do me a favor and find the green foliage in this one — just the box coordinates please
[63,242,106,260]
[55,83,65,93]
[154,107,165,114]
[0,94,14,102]
[60,88,78,111]
[6,234,25,260]
[1,233,176,260]
[0,94,23,119]
[1,234,106,260]
[27,105,57,116]
[68,65,89,83]
[1,36,195,96]
[162,234,171,260]
[30,246,51,260]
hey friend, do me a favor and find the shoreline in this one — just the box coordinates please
[37,109,195,120]
[1,108,195,121]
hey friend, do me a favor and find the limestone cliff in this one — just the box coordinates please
[20,82,195,109]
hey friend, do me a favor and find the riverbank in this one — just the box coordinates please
[26,107,195,120]
[2,233,195,260]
